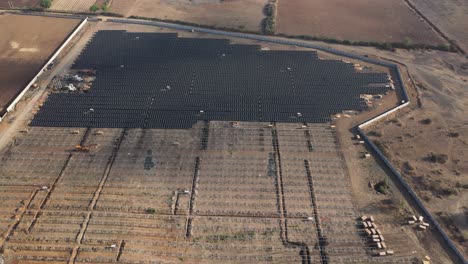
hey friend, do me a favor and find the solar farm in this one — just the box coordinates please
[0,22,458,264]
[31,31,393,128]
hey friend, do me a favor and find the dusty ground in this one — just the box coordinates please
[0,14,80,112]
[276,0,446,45]
[0,122,436,263]
[411,0,468,53]
[363,50,468,257]
[110,0,266,32]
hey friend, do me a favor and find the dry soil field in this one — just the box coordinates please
[364,50,468,257]
[276,0,446,45]
[0,122,442,263]
[0,14,80,113]
[111,0,267,31]
[410,0,468,52]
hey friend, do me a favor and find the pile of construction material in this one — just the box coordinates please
[421,255,432,264]
[407,215,430,231]
[360,215,394,257]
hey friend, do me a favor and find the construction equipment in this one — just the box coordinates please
[74,145,90,152]
[73,144,98,152]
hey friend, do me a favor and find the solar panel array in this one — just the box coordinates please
[31,31,392,129]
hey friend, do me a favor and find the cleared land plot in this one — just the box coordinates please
[0,0,39,8]
[0,123,431,263]
[276,0,446,45]
[111,0,267,31]
[411,0,468,52]
[0,14,80,113]
[50,0,97,12]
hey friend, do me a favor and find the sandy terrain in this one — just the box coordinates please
[0,14,80,113]
[111,0,266,32]
[410,0,468,52]
[276,0,446,45]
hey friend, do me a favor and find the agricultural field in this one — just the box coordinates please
[110,0,267,31]
[276,0,446,45]
[0,14,80,113]
[0,0,39,8]
[50,0,97,12]
[410,0,468,52]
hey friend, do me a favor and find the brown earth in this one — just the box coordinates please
[358,49,468,258]
[276,0,447,45]
[0,14,80,112]
[410,0,468,52]
[110,0,267,32]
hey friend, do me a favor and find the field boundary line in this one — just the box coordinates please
[402,0,465,54]
[68,128,128,264]
[0,188,38,252]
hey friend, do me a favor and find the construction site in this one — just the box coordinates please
[0,13,465,264]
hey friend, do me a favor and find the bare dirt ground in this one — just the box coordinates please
[0,14,80,112]
[410,0,468,53]
[0,0,39,8]
[0,122,438,263]
[276,0,446,45]
[363,50,468,257]
[110,0,266,32]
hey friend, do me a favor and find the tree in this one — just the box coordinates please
[40,0,52,8]
[403,37,413,47]
[101,4,109,11]
[89,4,99,12]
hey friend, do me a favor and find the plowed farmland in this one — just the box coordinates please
[0,14,80,113]
[111,0,267,31]
[410,0,468,52]
[276,0,446,45]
